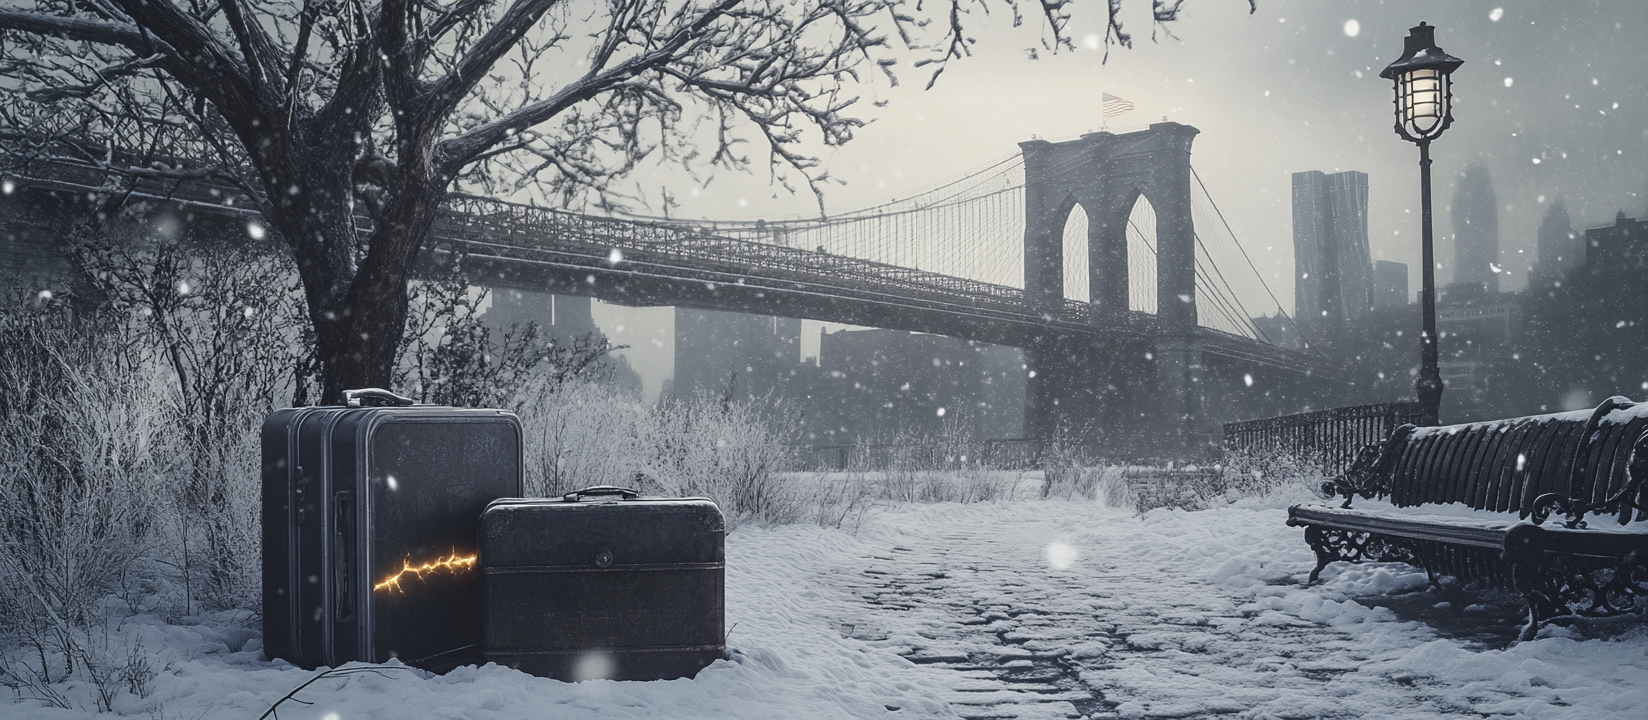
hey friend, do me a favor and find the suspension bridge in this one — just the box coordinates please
[2,123,1330,452]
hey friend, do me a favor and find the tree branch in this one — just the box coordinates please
[415,0,568,136]
[214,0,284,103]
[0,9,176,62]
[436,0,744,176]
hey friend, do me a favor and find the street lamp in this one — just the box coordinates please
[1381,22,1463,426]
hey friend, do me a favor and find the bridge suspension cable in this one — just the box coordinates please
[602,152,1307,351]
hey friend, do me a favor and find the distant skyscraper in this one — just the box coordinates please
[1373,260,1409,308]
[1531,199,1578,287]
[672,307,801,402]
[1292,170,1372,342]
[1450,163,1500,293]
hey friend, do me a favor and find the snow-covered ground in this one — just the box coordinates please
[6,476,1647,719]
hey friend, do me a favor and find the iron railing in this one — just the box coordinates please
[1221,402,1426,477]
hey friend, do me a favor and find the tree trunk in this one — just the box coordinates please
[254,137,420,407]
[313,168,448,406]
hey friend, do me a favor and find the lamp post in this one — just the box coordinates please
[1381,22,1463,427]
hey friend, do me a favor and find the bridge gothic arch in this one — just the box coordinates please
[1019,123,1204,449]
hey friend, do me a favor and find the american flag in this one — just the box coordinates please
[1102,93,1134,118]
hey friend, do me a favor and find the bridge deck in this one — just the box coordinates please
[1,151,1329,374]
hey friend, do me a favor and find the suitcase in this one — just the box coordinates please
[261,388,522,671]
[479,487,725,681]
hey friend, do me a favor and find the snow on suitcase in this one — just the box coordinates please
[479,487,725,681]
[261,388,522,671]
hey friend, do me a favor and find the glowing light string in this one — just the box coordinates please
[373,551,477,593]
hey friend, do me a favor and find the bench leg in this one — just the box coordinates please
[1303,526,1336,584]
[1512,550,1648,642]
[1302,527,1420,584]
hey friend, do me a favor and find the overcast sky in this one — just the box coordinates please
[589,0,1648,399]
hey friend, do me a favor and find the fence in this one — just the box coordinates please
[1221,402,1426,477]
[796,438,1042,472]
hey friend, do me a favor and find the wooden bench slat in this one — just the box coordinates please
[1529,419,1587,518]
[1505,418,1558,514]
[1515,418,1562,518]
[1473,421,1519,511]
[1597,415,1647,510]
[1581,414,1623,508]
[1429,429,1455,503]
[1453,425,1492,509]
[1289,505,1508,549]
[1398,428,1441,505]
[1492,420,1538,513]
[1456,423,1490,510]
[1429,430,1459,506]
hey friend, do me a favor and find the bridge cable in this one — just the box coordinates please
[1190,166,1316,350]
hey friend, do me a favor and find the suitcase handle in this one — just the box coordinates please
[563,485,640,502]
[344,388,416,408]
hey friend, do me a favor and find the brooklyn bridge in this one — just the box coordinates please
[1,123,1332,451]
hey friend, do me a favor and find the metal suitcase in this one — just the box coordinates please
[479,487,725,681]
[261,389,522,671]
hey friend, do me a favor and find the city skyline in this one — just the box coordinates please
[582,1,1646,396]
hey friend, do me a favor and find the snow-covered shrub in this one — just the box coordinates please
[1218,449,1332,507]
[518,382,803,528]
[519,380,654,497]
[0,301,176,704]
[647,391,803,527]
[803,471,880,531]
[1039,420,1105,500]
[72,233,305,615]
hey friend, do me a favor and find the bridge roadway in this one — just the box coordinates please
[2,152,1328,376]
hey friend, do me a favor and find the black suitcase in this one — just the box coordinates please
[479,487,725,681]
[261,389,522,671]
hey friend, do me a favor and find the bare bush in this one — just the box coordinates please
[648,391,802,527]
[0,297,175,706]
[72,230,307,616]
[520,381,655,498]
[1218,449,1333,508]
[804,471,881,532]
[517,381,804,529]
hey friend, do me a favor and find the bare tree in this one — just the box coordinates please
[0,0,1226,403]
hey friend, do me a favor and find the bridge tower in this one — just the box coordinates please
[1020,122,1203,453]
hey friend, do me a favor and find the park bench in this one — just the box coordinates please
[1285,396,1648,640]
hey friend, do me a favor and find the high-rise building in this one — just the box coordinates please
[1373,260,1409,308]
[1292,170,1372,342]
[672,307,801,403]
[1531,199,1579,288]
[806,328,1024,442]
[1450,163,1500,293]
[1581,212,1647,273]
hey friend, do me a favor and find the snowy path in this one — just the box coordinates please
[7,491,1648,719]
[825,498,1648,720]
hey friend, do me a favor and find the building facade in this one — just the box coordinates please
[803,328,1025,443]
[1450,163,1500,293]
[672,307,802,403]
[1292,170,1373,344]
[1373,260,1409,308]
